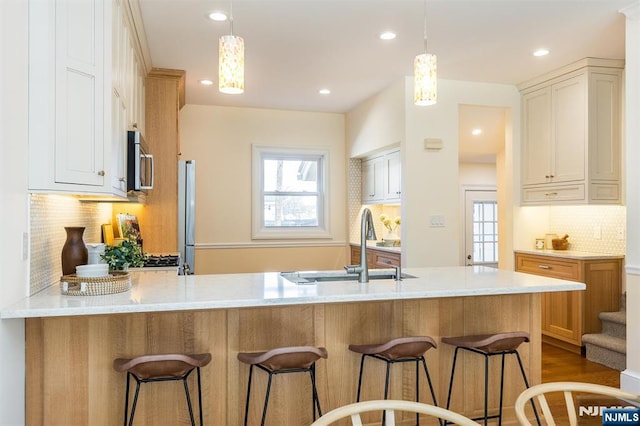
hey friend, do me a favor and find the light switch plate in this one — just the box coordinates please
[22,232,29,260]
[430,215,445,227]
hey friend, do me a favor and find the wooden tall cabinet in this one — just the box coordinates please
[139,69,185,253]
[515,251,622,353]
[519,58,623,205]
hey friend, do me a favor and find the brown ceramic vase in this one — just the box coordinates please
[61,227,88,275]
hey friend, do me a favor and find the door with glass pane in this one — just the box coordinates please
[464,190,498,267]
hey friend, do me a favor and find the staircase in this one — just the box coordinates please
[582,293,626,371]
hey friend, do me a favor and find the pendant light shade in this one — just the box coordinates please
[414,0,437,106]
[414,53,437,106]
[219,34,244,94]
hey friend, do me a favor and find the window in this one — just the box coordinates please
[472,200,498,265]
[463,189,498,267]
[252,146,330,239]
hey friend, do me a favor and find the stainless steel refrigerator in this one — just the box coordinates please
[178,160,196,274]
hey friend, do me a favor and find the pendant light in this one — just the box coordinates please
[219,0,244,94]
[414,0,437,106]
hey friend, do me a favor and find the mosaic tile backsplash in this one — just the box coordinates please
[547,205,626,254]
[30,194,111,295]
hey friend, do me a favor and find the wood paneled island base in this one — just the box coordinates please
[26,294,541,425]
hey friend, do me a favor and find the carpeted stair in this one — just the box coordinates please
[582,293,626,371]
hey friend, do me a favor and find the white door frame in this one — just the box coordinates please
[460,185,498,266]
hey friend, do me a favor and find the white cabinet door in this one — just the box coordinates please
[53,0,105,186]
[362,157,384,203]
[551,74,586,183]
[521,87,551,186]
[589,72,621,181]
[385,151,401,201]
[111,90,127,194]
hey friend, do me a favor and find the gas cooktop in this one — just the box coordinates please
[142,254,180,268]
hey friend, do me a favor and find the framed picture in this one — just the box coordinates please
[116,213,142,244]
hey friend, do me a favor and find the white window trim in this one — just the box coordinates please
[252,145,331,239]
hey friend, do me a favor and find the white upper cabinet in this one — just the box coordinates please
[362,149,401,204]
[362,156,384,203]
[519,59,623,205]
[385,151,402,200]
[110,0,146,194]
[28,0,147,196]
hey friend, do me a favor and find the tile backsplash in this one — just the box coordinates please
[548,205,626,254]
[30,194,111,295]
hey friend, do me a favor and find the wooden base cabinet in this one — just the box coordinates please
[350,244,400,268]
[515,252,622,353]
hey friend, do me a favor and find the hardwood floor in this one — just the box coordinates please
[534,344,621,425]
[542,343,620,387]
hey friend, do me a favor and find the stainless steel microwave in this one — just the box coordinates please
[127,130,154,191]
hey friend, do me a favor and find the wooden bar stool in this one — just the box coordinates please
[113,353,211,426]
[348,337,439,426]
[441,332,540,426]
[237,345,328,426]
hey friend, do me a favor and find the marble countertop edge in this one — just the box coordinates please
[1,267,585,319]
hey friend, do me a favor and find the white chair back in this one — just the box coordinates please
[310,399,478,426]
[515,381,640,426]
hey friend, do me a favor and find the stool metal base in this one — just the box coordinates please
[444,347,540,426]
[243,362,322,426]
[355,353,441,426]
[122,367,204,426]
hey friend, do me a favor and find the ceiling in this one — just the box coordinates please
[138,0,630,161]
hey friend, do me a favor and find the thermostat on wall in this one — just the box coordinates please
[424,138,443,150]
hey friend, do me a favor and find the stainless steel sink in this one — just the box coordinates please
[280,269,416,285]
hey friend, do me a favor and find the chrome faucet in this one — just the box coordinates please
[345,208,377,283]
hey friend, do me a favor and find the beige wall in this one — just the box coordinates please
[0,0,28,423]
[621,1,639,393]
[179,104,348,273]
[347,77,520,268]
[346,79,405,158]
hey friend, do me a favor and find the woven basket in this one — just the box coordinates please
[60,271,131,296]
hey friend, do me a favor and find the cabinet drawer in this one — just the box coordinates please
[515,254,580,281]
[374,252,401,268]
[522,184,585,204]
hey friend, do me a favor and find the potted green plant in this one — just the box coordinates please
[101,239,145,271]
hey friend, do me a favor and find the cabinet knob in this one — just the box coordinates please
[538,264,552,269]
[545,192,558,197]
[132,123,138,129]
[97,170,105,176]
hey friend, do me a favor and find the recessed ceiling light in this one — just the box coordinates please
[533,48,550,57]
[200,79,214,86]
[379,31,397,41]
[207,11,228,21]
[472,128,482,136]
[319,89,331,95]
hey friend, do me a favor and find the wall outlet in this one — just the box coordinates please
[593,225,601,239]
[430,215,445,227]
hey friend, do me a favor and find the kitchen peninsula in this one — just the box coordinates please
[2,267,584,425]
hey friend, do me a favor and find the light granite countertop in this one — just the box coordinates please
[0,266,585,319]
[514,249,625,260]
